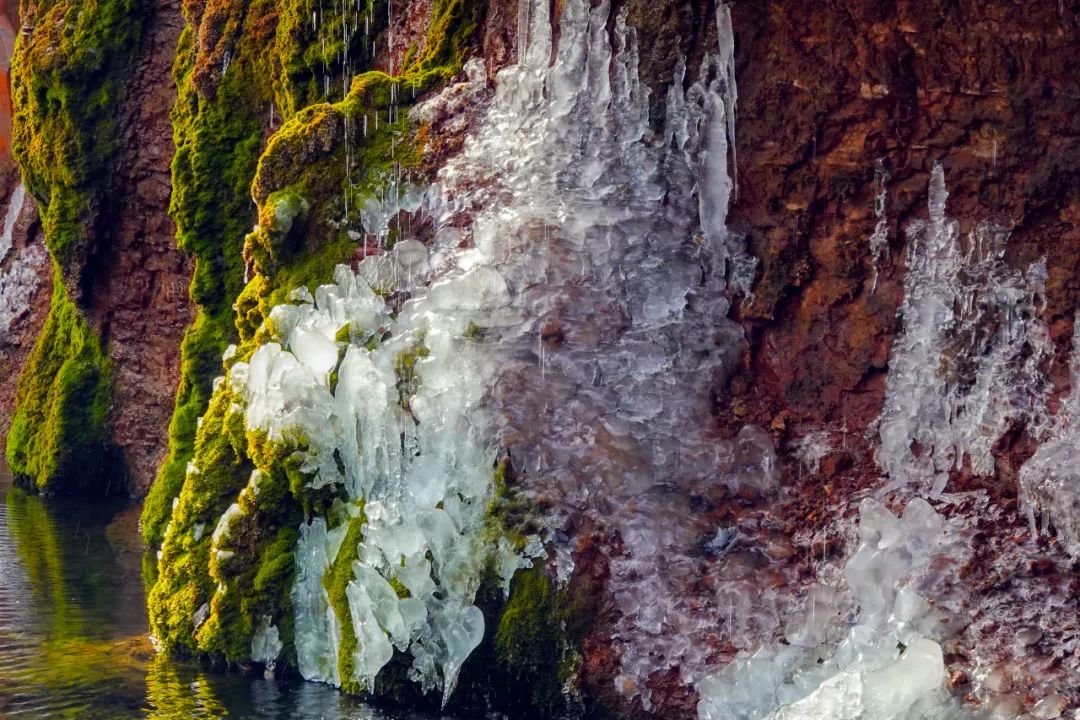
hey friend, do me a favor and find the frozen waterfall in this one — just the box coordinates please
[217,0,763,705]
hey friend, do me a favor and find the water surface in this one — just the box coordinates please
[0,463,450,719]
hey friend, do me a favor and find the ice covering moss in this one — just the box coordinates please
[148,0,564,708]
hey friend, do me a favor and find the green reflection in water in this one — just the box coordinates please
[1,484,150,717]
[0,471,444,720]
[144,653,230,719]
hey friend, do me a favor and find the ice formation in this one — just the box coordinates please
[227,261,514,700]
[424,0,768,706]
[0,184,43,340]
[696,498,971,720]
[867,163,890,293]
[1019,321,1080,560]
[251,615,283,668]
[0,182,24,260]
[876,163,1052,488]
[203,0,773,705]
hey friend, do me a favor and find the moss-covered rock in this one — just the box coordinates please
[5,0,148,495]
[144,1,276,545]
[145,0,591,713]
[11,0,147,283]
[6,270,114,495]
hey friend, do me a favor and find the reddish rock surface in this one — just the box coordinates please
[84,0,193,494]
[725,0,1080,433]
[553,1,1080,716]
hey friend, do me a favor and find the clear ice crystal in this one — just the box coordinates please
[251,615,283,667]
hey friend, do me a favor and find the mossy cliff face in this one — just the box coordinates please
[5,275,112,494]
[144,0,278,547]
[10,0,146,282]
[6,0,196,495]
[5,0,146,494]
[146,1,583,715]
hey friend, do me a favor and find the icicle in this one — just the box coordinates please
[716,3,738,199]
[877,163,1052,483]
[868,162,890,293]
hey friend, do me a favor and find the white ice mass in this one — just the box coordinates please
[696,498,967,720]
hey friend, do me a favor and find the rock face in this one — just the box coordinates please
[4,0,1079,718]
[3,0,190,494]
[726,0,1080,436]
[83,0,192,494]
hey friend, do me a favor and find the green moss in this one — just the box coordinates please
[143,309,234,545]
[323,506,367,692]
[6,270,113,495]
[148,387,252,656]
[405,0,485,87]
[482,560,589,716]
[196,471,301,663]
[270,0,387,118]
[246,187,312,273]
[495,565,564,703]
[11,0,147,279]
[250,525,300,655]
[150,3,275,544]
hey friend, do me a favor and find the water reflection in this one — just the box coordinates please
[0,465,453,719]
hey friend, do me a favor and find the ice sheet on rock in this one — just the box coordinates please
[795,431,832,475]
[877,163,1052,487]
[696,499,972,720]
[0,183,25,261]
[292,518,342,686]
[0,184,43,342]
[416,0,762,703]
[867,163,890,293]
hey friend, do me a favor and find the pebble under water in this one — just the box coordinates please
[0,463,458,720]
